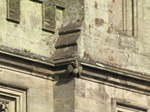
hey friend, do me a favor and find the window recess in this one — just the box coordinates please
[122,0,138,36]
[7,0,20,23]
[112,99,148,112]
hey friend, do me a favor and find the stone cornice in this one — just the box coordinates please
[79,60,150,95]
[0,52,53,79]
[0,49,150,94]
[0,48,76,79]
[80,60,150,82]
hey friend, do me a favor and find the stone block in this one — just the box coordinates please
[52,46,77,60]
[55,32,80,48]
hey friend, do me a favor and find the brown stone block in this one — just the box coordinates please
[53,46,77,60]
[59,19,83,34]
[55,32,81,48]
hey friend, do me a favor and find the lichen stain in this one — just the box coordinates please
[94,1,98,9]
[107,26,112,33]
[95,18,104,27]
[84,52,92,60]
[108,9,112,13]
[109,56,114,62]
[107,24,114,33]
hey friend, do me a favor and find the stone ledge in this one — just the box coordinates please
[0,45,53,64]
[0,48,150,95]
[80,60,150,82]
[80,61,150,95]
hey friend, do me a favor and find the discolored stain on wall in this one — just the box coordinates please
[95,18,104,27]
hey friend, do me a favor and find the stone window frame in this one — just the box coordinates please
[6,0,20,23]
[122,0,138,36]
[0,85,27,112]
[42,1,65,33]
[111,98,148,112]
[31,0,65,33]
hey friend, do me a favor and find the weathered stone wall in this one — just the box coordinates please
[79,0,150,74]
[0,0,83,58]
[54,78,75,112]
[0,64,53,112]
[75,78,150,112]
[0,1,150,112]
[0,0,53,56]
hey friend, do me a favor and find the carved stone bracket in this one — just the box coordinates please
[66,61,82,78]
[52,60,82,81]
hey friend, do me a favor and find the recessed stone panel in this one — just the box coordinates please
[42,2,56,32]
[7,0,20,23]
[42,0,65,32]
[112,99,148,112]
[0,85,26,112]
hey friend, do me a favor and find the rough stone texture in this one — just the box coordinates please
[54,78,75,112]
[42,3,56,32]
[0,0,54,57]
[75,79,150,112]
[0,64,53,112]
[7,0,20,22]
[0,0,150,112]
[0,0,83,58]
[53,46,78,60]
[55,32,80,48]
[59,19,83,34]
[53,19,83,60]
[78,0,150,75]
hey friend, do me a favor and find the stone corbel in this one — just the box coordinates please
[66,60,82,78]
[52,61,82,81]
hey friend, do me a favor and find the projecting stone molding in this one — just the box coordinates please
[53,19,83,60]
[111,98,148,112]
